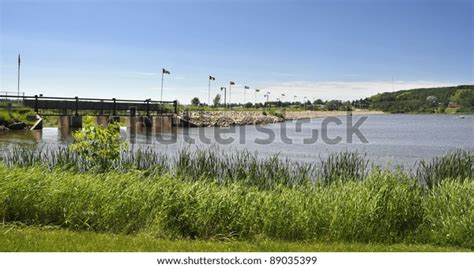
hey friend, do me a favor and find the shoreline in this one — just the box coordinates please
[179,110,385,127]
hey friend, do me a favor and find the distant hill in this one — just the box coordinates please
[369,85,474,113]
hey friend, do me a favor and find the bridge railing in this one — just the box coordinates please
[0,91,25,101]
[0,95,178,116]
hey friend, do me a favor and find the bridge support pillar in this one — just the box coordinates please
[58,116,69,130]
[58,115,82,129]
[126,116,154,143]
[96,115,109,127]
[70,116,83,128]
[152,115,172,133]
[172,115,179,127]
[126,116,153,133]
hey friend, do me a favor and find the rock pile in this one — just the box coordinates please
[179,111,285,127]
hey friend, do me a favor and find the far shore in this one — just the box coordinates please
[284,110,385,120]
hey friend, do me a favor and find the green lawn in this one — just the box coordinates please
[0,225,470,252]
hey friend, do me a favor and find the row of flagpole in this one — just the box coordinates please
[159,68,272,107]
[133,68,308,106]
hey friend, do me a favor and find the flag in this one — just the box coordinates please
[244,86,249,89]
[162,68,170,74]
[255,89,260,92]
[209,75,215,80]
[18,54,21,67]
[230,81,235,85]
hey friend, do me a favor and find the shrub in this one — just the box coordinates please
[69,118,128,171]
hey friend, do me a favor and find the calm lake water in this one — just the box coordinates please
[1,114,472,168]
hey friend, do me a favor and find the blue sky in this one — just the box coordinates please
[1,0,472,103]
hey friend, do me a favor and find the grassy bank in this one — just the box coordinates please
[1,225,469,252]
[0,159,472,248]
[0,102,36,126]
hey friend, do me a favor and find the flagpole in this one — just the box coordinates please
[17,54,21,99]
[220,87,226,110]
[244,87,246,104]
[160,71,164,102]
[208,78,211,105]
[255,90,257,104]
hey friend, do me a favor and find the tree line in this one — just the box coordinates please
[187,85,473,113]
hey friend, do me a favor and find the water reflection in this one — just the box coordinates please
[0,130,43,144]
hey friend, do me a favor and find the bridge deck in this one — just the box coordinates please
[0,95,178,116]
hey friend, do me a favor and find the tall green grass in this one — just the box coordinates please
[0,164,472,247]
[415,150,473,188]
[1,145,472,247]
[2,145,372,188]
[3,146,472,189]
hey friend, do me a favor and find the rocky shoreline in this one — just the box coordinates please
[178,111,285,127]
[178,110,384,127]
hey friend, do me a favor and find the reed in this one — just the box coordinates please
[2,145,472,190]
[416,150,473,188]
[2,145,371,188]
[0,164,472,247]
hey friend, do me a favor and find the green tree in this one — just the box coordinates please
[213,94,221,107]
[313,99,324,105]
[191,97,200,106]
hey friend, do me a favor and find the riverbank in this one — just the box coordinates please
[178,109,384,127]
[1,149,472,249]
[0,104,36,131]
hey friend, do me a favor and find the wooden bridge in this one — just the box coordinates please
[0,94,179,131]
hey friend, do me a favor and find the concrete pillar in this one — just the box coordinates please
[58,116,72,142]
[96,115,109,127]
[161,116,171,132]
[137,116,150,131]
[152,116,163,134]
[58,116,70,129]
[127,116,138,140]
[172,115,179,127]
[59,115,82,129]
[152,115,173,134]
[70,116,83,128]
[128,116,137,144]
